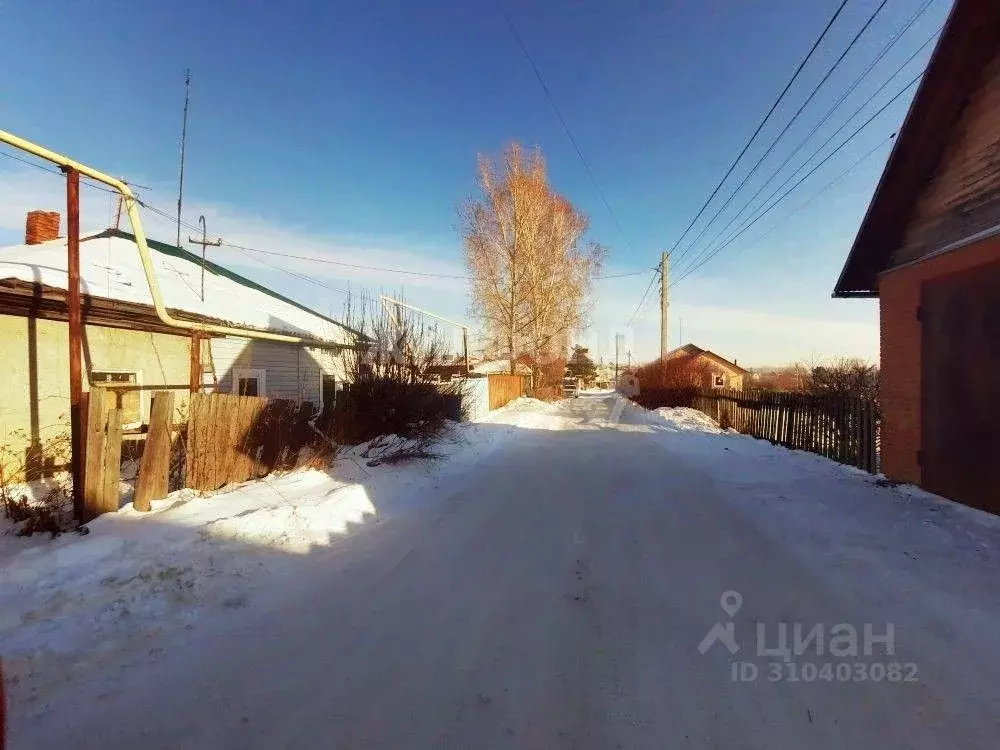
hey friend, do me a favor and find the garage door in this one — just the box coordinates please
[921,259,1000,513]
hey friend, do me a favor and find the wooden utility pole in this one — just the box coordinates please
[188,215,221,300]
[64,166,84,522]
[660,250,669,360]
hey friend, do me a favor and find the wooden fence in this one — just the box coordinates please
[487,374,526,410]
[184,393,319,492]
[689,389,879,472]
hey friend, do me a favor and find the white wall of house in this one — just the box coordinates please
[209,337,344,405]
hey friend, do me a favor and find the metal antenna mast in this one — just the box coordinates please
[176,69,191,249]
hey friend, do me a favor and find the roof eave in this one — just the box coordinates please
[832,0,1000,297]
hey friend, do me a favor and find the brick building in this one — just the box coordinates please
[834,0,1000,513]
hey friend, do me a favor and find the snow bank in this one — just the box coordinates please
[0,417,533,700]
[652,406,722,433]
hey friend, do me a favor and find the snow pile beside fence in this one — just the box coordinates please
[653,407,723,433]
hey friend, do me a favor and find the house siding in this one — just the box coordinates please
[209,337,342,406]
[0,314,190,479]
[893,48,1000,266]
[877,234,1000,484]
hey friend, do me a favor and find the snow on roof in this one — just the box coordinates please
[0,229,360,346]
[471,359,532,375]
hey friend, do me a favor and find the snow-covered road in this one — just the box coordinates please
[6,394,1000,748]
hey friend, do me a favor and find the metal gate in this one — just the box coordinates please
[921,259,1000,513]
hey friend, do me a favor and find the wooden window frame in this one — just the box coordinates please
[232,367,266,398]
[90,369,144,427]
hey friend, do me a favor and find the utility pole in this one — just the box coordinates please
[660,250,669,360]
[188,215,221,301]
[679,317,684,346]
[614,333,620,384]
[64,167,84,522]
[176,69,191,249]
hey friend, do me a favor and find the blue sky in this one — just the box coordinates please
[0,0,951,366]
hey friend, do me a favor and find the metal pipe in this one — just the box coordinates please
[0,128,352,350]
[65,167,84,522]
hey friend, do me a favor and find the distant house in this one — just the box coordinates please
[425,361,470,382]
[664,344,749,390]
[470,359,533,377]
[834,0,1000,513]
[0,213,363,477]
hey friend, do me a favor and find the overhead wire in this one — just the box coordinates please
[625,271,659,328]
[495,0,634,252]
[673,0,895,268]
[680,8,939,272]
[674,27,939,281]
[663,0,851,261]
[670,69,924,286]
[675,133,895,281]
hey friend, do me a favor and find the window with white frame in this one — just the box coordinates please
[232,368,266,397]
[713,373,726,388]
[90,371,142,425]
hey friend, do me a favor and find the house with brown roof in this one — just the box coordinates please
[663,344,749,390]
[834,0,1000,513]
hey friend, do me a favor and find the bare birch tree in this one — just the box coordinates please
[460,143,603,376]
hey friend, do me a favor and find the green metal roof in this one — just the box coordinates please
[90,228,366,342]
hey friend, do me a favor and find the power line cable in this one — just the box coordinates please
[219,242,469,279]
[664,0,850,260]
[0,147,144,197]
[3,146,644,284]
[682,8,938,270]
[671,70,923,286]
[677,27,938,279]
[675,133,895,280]
[495,0,634,252]
[625,271,659,327]
[673,0,891,268]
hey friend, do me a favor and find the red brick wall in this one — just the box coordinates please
[878,233,1000,484]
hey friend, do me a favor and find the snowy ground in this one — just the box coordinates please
[3,394,1000,748]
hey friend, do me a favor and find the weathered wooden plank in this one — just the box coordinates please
[82,387,109,521]
[98,409,123,516]
[134,391,175,512]
[228,396,255,484]
[185,393,203,490]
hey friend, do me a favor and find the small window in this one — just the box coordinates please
[714,374,725,388]
[232,368,266,398]
[91,371,141,424]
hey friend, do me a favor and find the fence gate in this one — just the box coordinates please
[921,261,1000,513]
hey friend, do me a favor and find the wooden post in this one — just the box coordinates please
[100,412,123,515]
[189,331,202,394]
[134,391,175,511]
[83,386,107,520]
[82,388,123,519]
[65,167,84,522]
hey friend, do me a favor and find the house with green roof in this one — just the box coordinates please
[0,211,364,478]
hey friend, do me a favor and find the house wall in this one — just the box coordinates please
[693,355,744,390]
[209,337,343,405]
[878,234,1000,484]
[0,313,191,477]
[893,48,1000,267]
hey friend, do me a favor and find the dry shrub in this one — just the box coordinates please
[1,423,77,536]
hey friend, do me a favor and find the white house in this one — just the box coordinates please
[0,218,363,472]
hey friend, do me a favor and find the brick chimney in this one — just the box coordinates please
[25,211,61,245]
